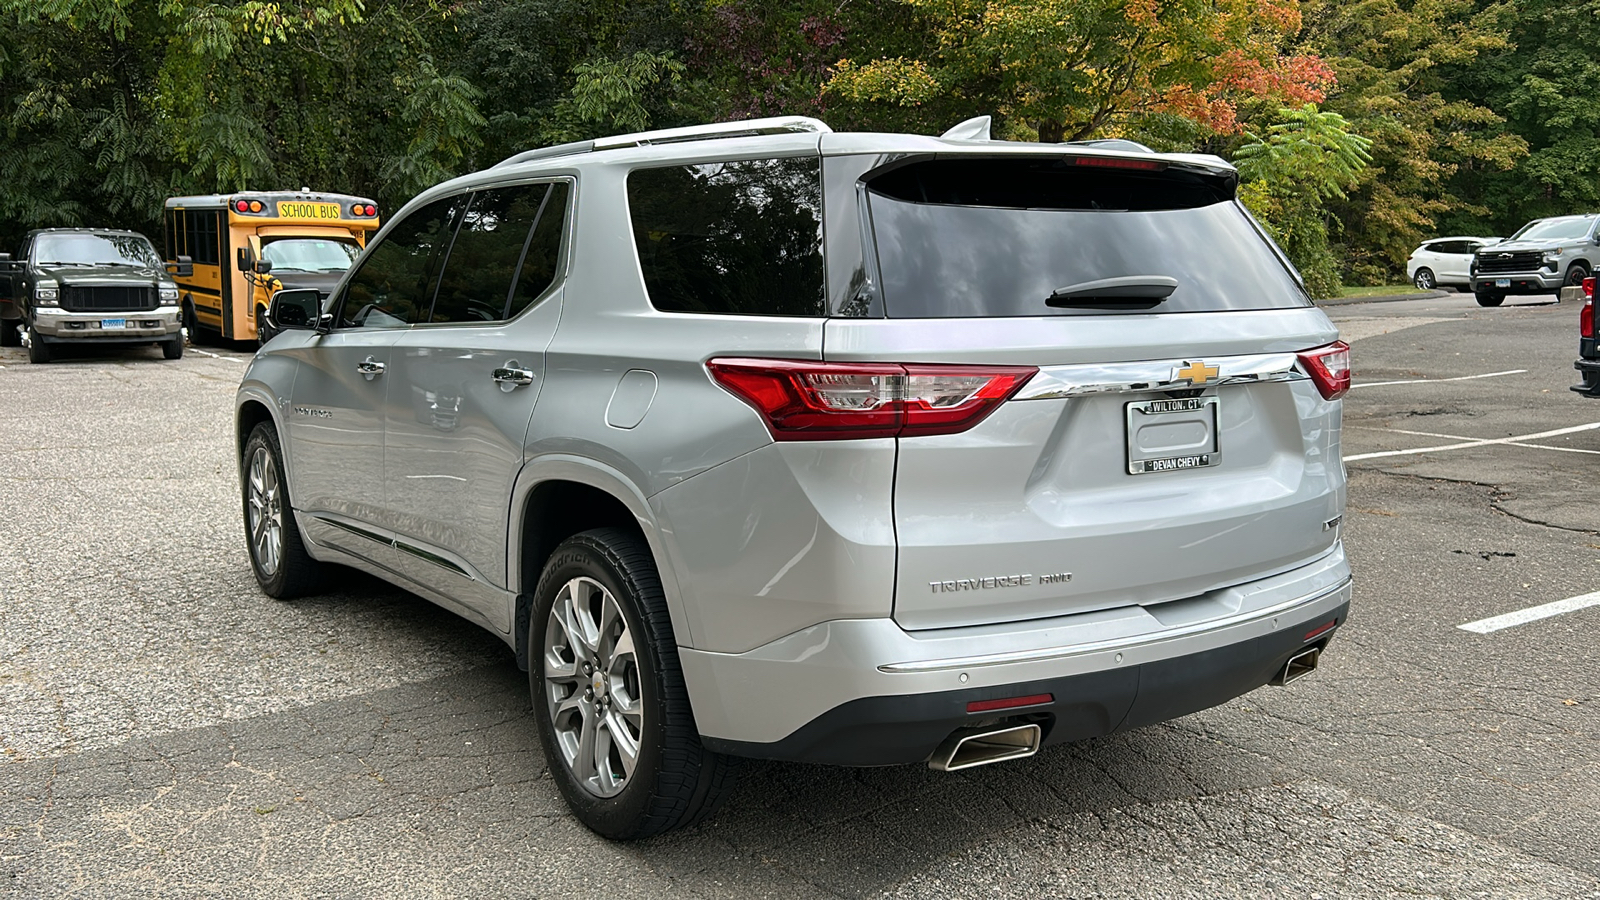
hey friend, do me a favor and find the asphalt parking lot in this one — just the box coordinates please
[2,292,1598,899]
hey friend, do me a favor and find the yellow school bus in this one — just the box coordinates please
[163,191,380,342]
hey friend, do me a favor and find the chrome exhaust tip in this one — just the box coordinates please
[1271,646,1321,686]
[928,722,1042,772]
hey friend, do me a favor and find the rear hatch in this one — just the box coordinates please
[822,151,1346,631]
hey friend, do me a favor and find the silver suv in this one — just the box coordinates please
[235,116,1353,839]
[1470,213,1598,306]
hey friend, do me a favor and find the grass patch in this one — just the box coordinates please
[1338,284,1419,299]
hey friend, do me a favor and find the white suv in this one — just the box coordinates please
[1407,236,1498,291]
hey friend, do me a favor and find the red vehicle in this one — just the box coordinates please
[1572,277,1600,396]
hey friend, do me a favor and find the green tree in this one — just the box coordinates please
[1444,0,1600,234]
[0,0,485,246]
[1294,0,1523,283]
[823,0,1333,141]
[1235,104,1372,298]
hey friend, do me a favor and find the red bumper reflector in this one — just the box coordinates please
[966,693,1053,714]
[1303,619,1338,642]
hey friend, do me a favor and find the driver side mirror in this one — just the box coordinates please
[254,259,273,275]
[168,255,193,278]
[236,247,254,272]
[267,288,328,335]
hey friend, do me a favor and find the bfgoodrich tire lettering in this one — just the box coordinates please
[530,528,736,839]
[241,422,321,598]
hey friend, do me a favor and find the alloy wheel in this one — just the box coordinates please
[543,576,644,798]
[246,446,283,576]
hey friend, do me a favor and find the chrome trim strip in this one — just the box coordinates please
[877,576,1352,674]
[394,540,473,580]
[1015,352,1306,400]
[311,515,478,582]
[313,515,390,546]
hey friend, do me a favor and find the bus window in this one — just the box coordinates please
[260,238,360,274]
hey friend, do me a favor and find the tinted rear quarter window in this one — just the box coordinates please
[628,158,824,316]
[863,157,1309,318]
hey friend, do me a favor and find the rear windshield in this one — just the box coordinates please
[863,158,1309,318]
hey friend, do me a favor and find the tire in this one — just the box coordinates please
[161,335,184,360]
[0,319,18,347]
[256,305,274,348]
[1475,290,1505,307]
[1412,268,1435,290]
[184,303,214,346]
[27,330,50,364]
[1567,262,1592,287]
[241,422,322,598]
[530,528,737,840]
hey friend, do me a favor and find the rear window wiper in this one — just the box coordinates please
[1046,276,1178,309]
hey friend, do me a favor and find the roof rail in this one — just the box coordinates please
[493,116,831,169]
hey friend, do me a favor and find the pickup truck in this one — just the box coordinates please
[0,228,190,363]
[1573,278,1600,397]
[1472,214,1597,307]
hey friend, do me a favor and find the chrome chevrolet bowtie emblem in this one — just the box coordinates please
[1174,361,1220,384]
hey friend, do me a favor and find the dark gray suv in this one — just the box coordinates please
[236,116,1353,838]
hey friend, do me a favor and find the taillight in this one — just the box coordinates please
[1298,341,1351,401]
[706,358,1037,441]
[234,199,249,212]
[1582,298,1594,339]
[1585,277,1595,299]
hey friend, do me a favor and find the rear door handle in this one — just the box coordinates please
[492,364,536,388]
[357,356,385,380]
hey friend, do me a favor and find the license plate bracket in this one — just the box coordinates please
[1126,395,1220,475]
[100,318,126,330]
[1494,278,1510,288]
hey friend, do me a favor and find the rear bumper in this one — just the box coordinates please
[31,307,180,341]
[1572,358,1600,397]
[685,544,1352,765]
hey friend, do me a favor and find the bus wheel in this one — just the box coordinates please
[183,303,211,346]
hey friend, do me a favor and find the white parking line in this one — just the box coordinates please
[1380,426,1600,457]
[1458,590,1600,633]
[189,348,243,363]
[1353,369,1526,389]
[1344,422,1600,462]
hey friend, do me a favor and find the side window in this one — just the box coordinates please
[507,181,569,318]
[429,183,554,324]
[337,195,461,329]
[627,157,824,316]
[182,211,220,266]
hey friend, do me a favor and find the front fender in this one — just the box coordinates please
[235,357,297,485]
